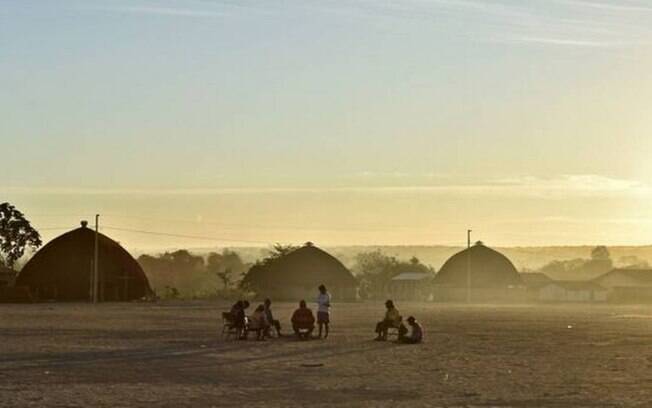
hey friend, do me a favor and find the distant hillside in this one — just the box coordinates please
[135,245,652,275]
[327,245,652,273]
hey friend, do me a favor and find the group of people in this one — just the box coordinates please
[229,284,331,341]
[227,284,423,344]
[374,299,424,344]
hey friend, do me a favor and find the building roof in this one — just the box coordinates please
[245,242,357,289]
[434,242,522,288]
[16,222,152,301]
[542,280,606,291]
[594,269,652,286]
[520,272,553,289]
[391,272,433,281]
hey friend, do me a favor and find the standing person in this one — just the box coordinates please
[263,298,282,337]
[316,284,331,339]
[398,316,424,344]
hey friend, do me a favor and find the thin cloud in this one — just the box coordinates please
[4,175,649,198]
[487,36,624,48]
[560,0,652,13]
[89,5,228,18]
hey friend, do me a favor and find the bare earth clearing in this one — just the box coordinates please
[2,302,652,407]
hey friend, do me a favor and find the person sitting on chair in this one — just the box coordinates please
[231,300,250,340]
[248,304,270,341]
[264,298,282,337]
[374,300,402,341]
[398,316,424,344]
[291,300,315,340]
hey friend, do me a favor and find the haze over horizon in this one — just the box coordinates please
[3,1,652,249]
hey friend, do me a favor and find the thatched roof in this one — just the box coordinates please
[434,242,522,288]
[247,242,356,289]
[391,272,432,282]
[16,223,151,301]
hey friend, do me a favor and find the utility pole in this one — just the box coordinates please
[93,214,100,304]
[466,229,472,304]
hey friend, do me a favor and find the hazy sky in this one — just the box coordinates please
[3,1,652,249]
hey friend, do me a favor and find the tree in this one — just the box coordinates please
[138,249,205,296]
[0,202,42,269]
[239,244,299,293]
[266,243,299,262]
[206,249,247,290]
[216,268,233,290]
[591,246,611,261]
[352,251,434,299]
[536,246,613,280]
[618,255,649,269]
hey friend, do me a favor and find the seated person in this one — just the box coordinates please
[374,300,402,341]
[230,300,250,339]
[291,300,315,340]
[248,304,270,341]
[264,298,282,337]
[398,316,424,344]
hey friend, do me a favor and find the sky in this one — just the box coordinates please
[2,0,652,249]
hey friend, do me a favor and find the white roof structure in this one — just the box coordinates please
[391,272,432,281]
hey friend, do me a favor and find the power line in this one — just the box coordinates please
[101,226,270,245]
[99,213,416,233]
[31,212,441,234]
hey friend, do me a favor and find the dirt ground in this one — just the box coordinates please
[2,301,652,407]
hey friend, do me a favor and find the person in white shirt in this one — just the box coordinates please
[316,284,331,339]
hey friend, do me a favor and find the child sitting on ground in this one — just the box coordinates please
[398,316,424,344]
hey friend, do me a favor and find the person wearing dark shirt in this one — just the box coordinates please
[230,300,250,340]
[291,300,315,340]
[264,298,282,337]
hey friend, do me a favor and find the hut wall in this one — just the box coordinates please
[538,285,607,302]
[432,286,528,303]
[388,281,432,301]
[608,287,652,303]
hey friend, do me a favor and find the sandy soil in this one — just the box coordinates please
[2,301,652,407]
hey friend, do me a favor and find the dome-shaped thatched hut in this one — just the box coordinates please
[242,243,357,301]
[433,242,524,302]
[435,242,522,288]
[16,222,151,301]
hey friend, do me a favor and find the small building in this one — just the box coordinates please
[433,241,526,302]
[16,221,152,301]
[242,242,358,301]
[593,269,652,303]
[538,280,608,303]
[387,272,433,301]
[520,272,553,290]
[520,272,553,301]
